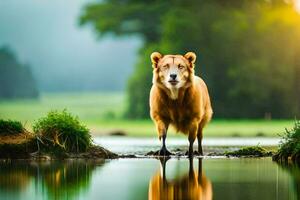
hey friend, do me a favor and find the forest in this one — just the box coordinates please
[0,46,38,99]
[80,0,300,119]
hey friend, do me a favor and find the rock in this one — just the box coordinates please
[108,130,127,136]
[118,154,137,158]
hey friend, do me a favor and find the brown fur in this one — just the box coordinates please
[149,52,213,152]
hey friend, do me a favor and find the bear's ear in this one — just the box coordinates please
[184,52,196,64]
[150,52,163,67]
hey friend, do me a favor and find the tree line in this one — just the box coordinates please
[0,46,38,99]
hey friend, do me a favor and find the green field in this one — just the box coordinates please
[88,119,293,137]
[0,92,294,137]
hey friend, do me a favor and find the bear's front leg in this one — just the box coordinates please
[155,120,172,156]
[159,134,172,156]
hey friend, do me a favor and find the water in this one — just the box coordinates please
[94,136,280,155]
[0,158,298,200]
[0,137,298,200]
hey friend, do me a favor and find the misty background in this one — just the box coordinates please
[0,0,141,92]
[1,0,300,120]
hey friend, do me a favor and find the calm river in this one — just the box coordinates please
[0,137,298,200]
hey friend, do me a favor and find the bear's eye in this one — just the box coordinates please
[162,64,169,69]
[178,64,184,69]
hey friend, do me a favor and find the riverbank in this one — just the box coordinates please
[0,134,117,160]
[1,135,277,160]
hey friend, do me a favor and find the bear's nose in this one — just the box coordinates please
[170,74,177,80]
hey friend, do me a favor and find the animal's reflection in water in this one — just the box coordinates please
[148,158,212,200]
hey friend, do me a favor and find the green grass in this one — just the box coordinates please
[0,119,24,135]
[0,92,125,123]
[33,110,91,152]
[87,119,293,137]
[274,120,300,160]
[0,92,294,137]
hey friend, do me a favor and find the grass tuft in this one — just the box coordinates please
[0,119,24,135]
[33,110,92,153]
[274,120,300,161]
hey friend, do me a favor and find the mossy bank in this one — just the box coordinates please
[225,146,273,157]
[0,111,117,160]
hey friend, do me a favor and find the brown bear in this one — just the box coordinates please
[150,52,213,157]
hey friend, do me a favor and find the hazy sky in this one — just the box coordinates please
[0,0,141,91]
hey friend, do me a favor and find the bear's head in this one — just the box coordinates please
[150,52,196,98]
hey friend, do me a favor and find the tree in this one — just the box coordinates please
[80,0,300,118]
[0,46,39,99]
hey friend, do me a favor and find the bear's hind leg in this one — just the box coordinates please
[188,121,198,158]
[197,120,207,156]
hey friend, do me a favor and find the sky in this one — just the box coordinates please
[0,0,141,91]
